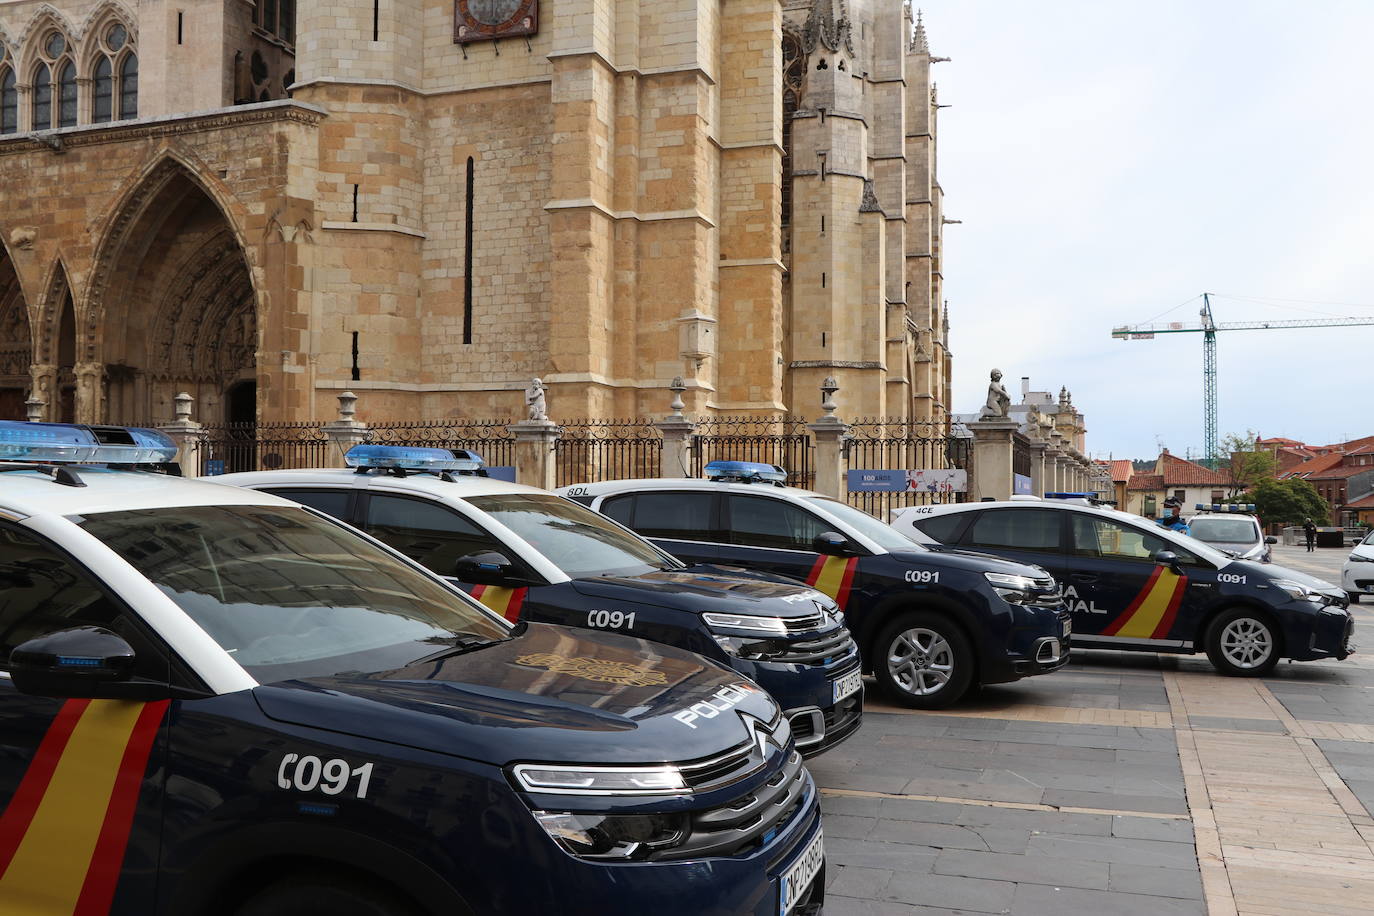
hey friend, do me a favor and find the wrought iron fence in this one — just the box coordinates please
[198,422,333,475]
[368,419,518,469]
[843,419,972,521]
[1013,432,1032,486]
[555,419,662,487]
[690,416,814,489]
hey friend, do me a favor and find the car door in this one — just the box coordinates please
[599,491,722,564]
[359,493,544,622]
[0,522,167,913]
[716,493,839,584]
[1062,512,1208,648]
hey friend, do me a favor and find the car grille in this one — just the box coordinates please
[653,748,810,861]
[780,610,829,632]
[679,738,767,791]
[772,625,858,665]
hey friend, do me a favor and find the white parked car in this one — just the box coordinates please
[1344,529,1374,603]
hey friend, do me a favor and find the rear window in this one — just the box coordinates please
[964,509,1062,551]
[911,513,965,544]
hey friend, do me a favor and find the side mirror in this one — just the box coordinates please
[1152,550,1182,572]
[1265,536,1278,545]
[9,627,135,699]
[813,532,861,557]
[453,551,525,586]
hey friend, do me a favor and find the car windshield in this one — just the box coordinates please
[75,505,510,683]
[1363,530,1374,546]
[466,493,681,578]
[1187,517,1259,544]
[805,497,927,553]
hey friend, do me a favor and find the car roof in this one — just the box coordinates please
[0,466,295,520]
[217,467,553,500]
[560,477,821,500]
[901,498,1136,522]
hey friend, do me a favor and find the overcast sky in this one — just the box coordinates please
[926,1,1374,460]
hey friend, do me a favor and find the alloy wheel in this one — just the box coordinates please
[887,627,954,696]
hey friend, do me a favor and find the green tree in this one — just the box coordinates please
[1221,430,1277,497]
[1236,477,1329,527]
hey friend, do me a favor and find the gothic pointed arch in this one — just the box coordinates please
[85,154,258,424]
[0,237,33,419]
[79,1,137,122]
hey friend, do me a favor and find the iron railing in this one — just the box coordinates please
[555,419,663,487]
[690,416,814,489]
[843,419,972,521]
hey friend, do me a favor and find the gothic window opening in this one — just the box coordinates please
[255,0,296,46]
[781,29,806,228]
[119,52,138,119]
[93,22,137,122]
[30,30,74,131]
[0,58,16,135]
[57,60,76,127]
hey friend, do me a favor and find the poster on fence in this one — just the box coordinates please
[848,469,968,493]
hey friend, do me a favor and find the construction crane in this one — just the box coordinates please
[1112,293,1374,466]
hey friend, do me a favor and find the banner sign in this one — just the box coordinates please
[848,469,968,494]
[1014,473,1033,495]
[486,466,518,483]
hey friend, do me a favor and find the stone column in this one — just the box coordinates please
[159,392,208,477]
[807,377,850,500]
[508,420,560,490]
[968,418,1020,501]
[74,362,104,425]
[655,377,697,478]
[321,391,369,468]
[29,364,56,421]
[1027,439,1049,497]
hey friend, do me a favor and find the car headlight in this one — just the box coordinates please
[702,612,789,634]
[1270,578,1336,603]
[533,810,688,860]
[1350,554,1374,564]
[512,763,686,795]
[984,572,1040,604]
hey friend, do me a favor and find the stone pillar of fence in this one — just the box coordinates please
[159,392,208,477]
[807,377,849,499]
[508,421,560,489]
[322,391,370,467]
[968,417,1019,501]
[1027,438,1049,497]
[655,376,696,477]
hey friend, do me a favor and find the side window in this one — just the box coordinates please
[599,494,635,527]
[1070,515,1197,564]
[911,513,966,544]
[626,492,717,541]
[725,495,830,551]
[262,488,354,523]
[363,495,507,577]
[963,510,1062,552]
[0,524,166,679]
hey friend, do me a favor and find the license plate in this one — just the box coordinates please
[779,829,824,916]
[832,669,863,703]
[1062,618,1072,638]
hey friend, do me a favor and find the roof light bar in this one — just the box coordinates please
[0,421,178,464]
[703,460,788,485]
[345,444,486,473]
[1194,503,1257,513]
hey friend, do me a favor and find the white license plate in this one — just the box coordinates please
[832,669,863,703]
[779,828,824,915]
[1062,618,1072,638]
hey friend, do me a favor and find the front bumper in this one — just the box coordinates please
[733,651,864,757]
[1285,604,1356,662]
[983,605,1072,685]
[1343,565,1374,596]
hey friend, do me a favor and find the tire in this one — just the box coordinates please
[1204,608,1281,677]
[235,872,420,916]
[872,611,975,709]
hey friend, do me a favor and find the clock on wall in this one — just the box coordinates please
[454,0,539,43]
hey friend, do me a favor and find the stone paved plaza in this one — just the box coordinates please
[815,545,1374,915]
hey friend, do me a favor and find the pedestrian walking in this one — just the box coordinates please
[1303,518,1318,552]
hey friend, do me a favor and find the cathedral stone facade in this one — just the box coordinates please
[0,0,951,426]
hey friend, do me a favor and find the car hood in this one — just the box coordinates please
[1229,560,1343,595]
[253,622,778,766]
[1199,539,1261,556]
[888,547,1055,580]
[569,567,837,617]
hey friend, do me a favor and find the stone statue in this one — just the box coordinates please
[980,368,1010,418]
[525,377,548,422]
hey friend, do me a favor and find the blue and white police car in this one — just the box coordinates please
[1184,503,1276,563]
[559,463,1071,709]
[213,445,863,756]
[0,423,824,916]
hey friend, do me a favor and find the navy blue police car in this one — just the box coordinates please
[892,497,1353,676]
[0,424,824,916]
[559,463,1071,709]
[216,445,863,756]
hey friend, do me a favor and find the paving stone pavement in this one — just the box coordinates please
[812,567,1374,915]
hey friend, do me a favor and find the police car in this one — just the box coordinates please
[1184,503,1276,563]
[0,423,824,916]
[558,463,1070,709]
[1344,529,1374,603]
[891,497,1354,676]
[214,446,862,756]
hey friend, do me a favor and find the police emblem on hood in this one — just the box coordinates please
[514,653,669,687]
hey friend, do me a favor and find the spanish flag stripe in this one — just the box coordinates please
[0,698,91,876]
[834,559,859,610]
[1107,568,1187,640]
[470,584,488,601]
[475,586,528,622]
[807,556,859,610]
[803,556,829,587]
[503,588,527,623]
[0,700,148,914]
[72,700,169,916]
[1148,576,1190,641]
[1102,565,1164,636]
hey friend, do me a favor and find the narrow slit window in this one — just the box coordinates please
[463,157,475,345]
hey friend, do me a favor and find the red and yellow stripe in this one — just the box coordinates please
[0,698,167,915]
[471,585,528,622]
[1102,566,1188,640]
[805,556,859,610]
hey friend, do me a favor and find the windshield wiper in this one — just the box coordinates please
[414,634,511,665]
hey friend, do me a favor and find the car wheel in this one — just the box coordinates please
[234,872,419,916]
[872,611,974,709]
[1204,608,1281,677]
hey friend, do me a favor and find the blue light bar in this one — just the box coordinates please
[345,444,486,473]
[703,460,788,484]
[1195,502,1256,514]
[0,421,178,464]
